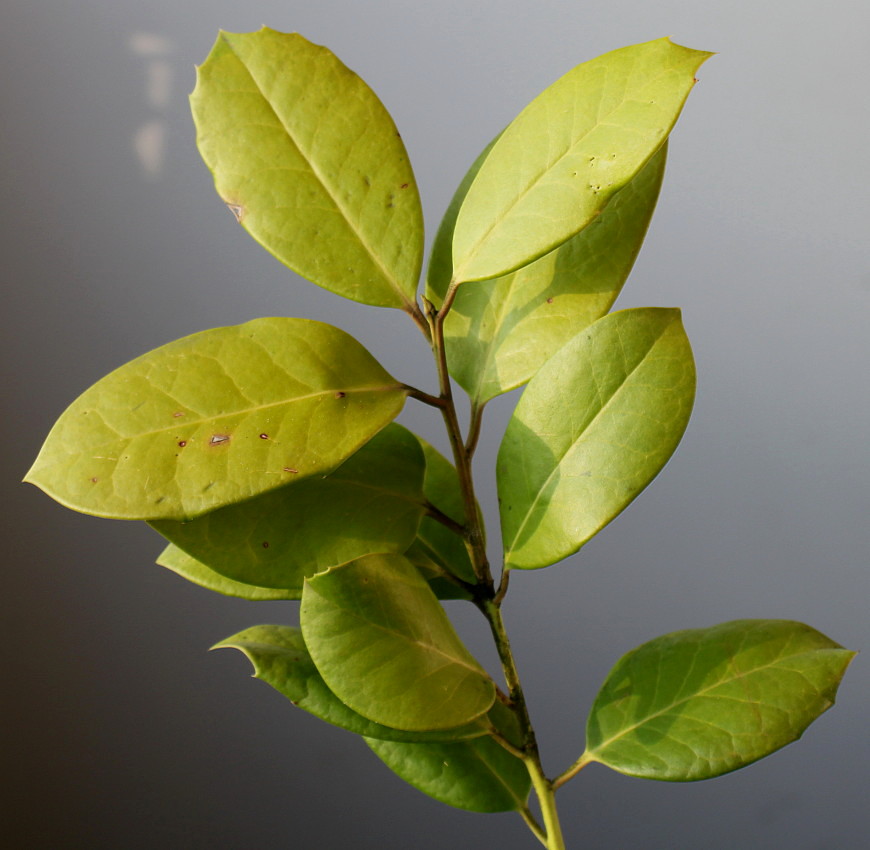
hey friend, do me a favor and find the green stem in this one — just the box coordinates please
[424,284,565,848]
[482,600,566,850]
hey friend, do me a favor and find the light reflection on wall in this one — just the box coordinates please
[129,31,175,178]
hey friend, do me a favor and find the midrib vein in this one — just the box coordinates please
[226,37,409,304]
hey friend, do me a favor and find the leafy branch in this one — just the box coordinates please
[25,28,854,849]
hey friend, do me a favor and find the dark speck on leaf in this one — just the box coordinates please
[546,297,554,304]
[173,411,185,418]
[262,541,270,549]
[283,467,298,474]
[400,183,409,189]
[90,477,99,483]
[335,391,346,399]
[178,440,187,448]
[259,433,269,440]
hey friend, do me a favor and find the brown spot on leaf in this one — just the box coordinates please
[400,183,409,189]
[90,477,99,483]
[209,434,231,446]
[173,411,185,418]
[283,467,298,474]
[259,433,269,440]
[225,203,244,222]
[334,391,346,399]
[178,440,187,448]
[546,297,554,304]
[262,541,270,549]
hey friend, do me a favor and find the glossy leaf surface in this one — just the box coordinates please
[498,308,695,569]
[151,424,425,593]
[215,625,493,742]
[430,142,667,403]
[157,544,294,600]
[301,554,495,731]
[405,438,476,599]
[451,38,710,283]
[25,318,407,520]
[191,28,423,309]
[584,620,855,781]
[366,735,530,813]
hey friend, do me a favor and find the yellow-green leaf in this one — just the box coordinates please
[583,620,856,781]
[301,553,495,731]
[25,318,407,520]
[498,308,695,569]
[191,28,423,308]
[452,38,710,283]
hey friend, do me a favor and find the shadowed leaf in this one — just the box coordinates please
[301,553,495,731]
[498,308,695,569]
[583,620,855,781]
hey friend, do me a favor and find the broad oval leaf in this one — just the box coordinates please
[214,624,495,742]
[498,308,695,569]
[191,28,423,309]
[151,424,426,594]
[451,38,710,283]
[429,142,667,404]
[157,544,294,601]
[583,620,855,781]
[405,437,476,599]
[366,735,530,813]
[301,553,495,731]
[25,318,407,520]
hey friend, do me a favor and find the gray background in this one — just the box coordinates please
[3,1,868,848]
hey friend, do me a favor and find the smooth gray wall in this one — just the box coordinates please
[4,1,868,847]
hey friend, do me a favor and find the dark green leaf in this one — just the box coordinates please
[584,620,855,781]
[451,38,711,283]
[191,28,423,309]
[156,544,294,600]
[301,553,495,731]
[366,735,530,812]
[497,308,695,569]
[406,438,476,599]
[214,624,496,742]
[25,318,407,520]
[151,424,425,594]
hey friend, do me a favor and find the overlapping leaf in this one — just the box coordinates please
[428,142,667,404]
[405,438,476,599]
[151,424,425,593]
[301,553,495,731]
[191,28,423,309]
[366,735,530,813]
[214,624,496,742]
[451,38,710,283]
[157,544,294,600]
[25,318,407,520]
[498,308,695,569]
[583,620,855,781]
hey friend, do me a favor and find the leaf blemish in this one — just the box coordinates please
[225,202,244,222]
[172,411,185,418]
[400,183,409,189]
[262,541,270,548]
[546,297,554,304]
[209,434,231,446]
[178,440,187,447]
[334,391,346,399]
[259,433,269,440]
[283,467,298,474]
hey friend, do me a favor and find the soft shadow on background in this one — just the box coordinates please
[4,2,868,848]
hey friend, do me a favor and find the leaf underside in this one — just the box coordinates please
[584,619,855,781]
[214,624,493,742]
[366,734,531,813]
